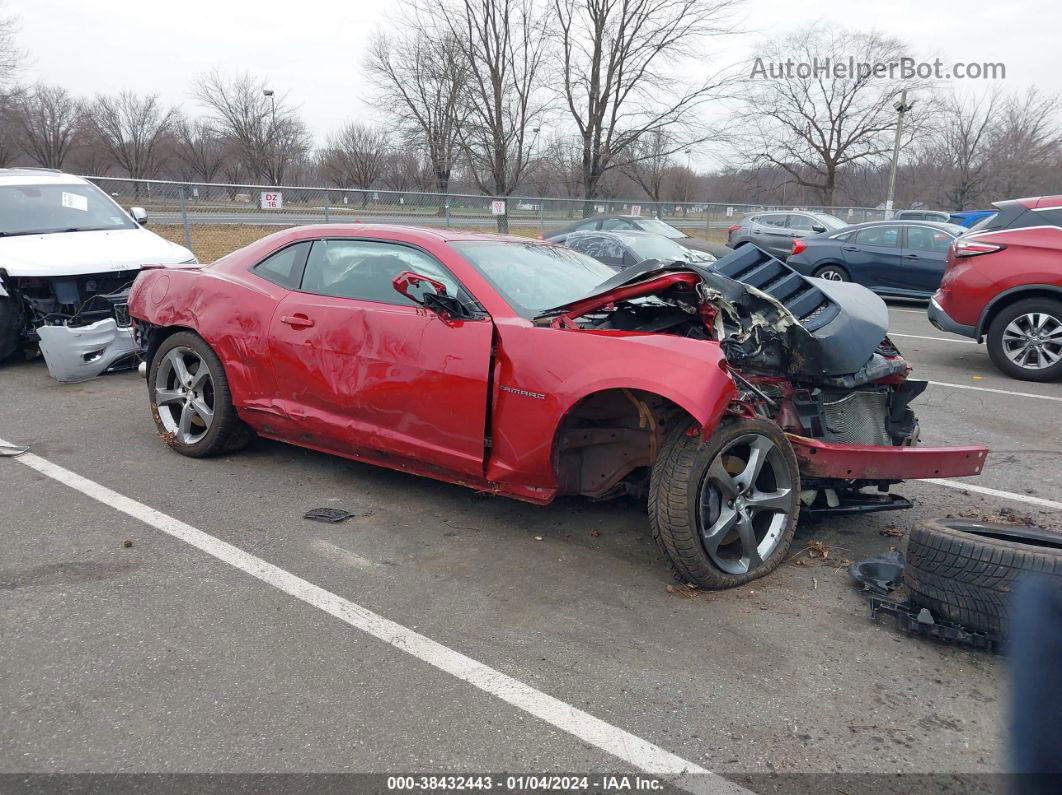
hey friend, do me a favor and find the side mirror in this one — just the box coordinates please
[130,207,148,225]
[811,224,826,233]
[392,270,467,319]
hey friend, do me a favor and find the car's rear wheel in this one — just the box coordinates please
[148,331,251,457]
[986,298,1062,382]
[813,264,849,282]
[649,417,800,590]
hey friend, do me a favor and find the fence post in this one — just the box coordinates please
[445,200,451,228]
[705,201,711,236]
[539,201,545,236]
[179,184,193,252]
[324,190,330,223]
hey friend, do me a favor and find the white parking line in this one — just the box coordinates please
[1,440,744,795]
[927,381,1062,403]
[890,332,976,345]
[925,479,1062,511]
[887,307,929,314]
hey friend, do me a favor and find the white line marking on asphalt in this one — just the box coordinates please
[890,332,976,345]
[927,381,1062,403]
[1,440,744,795]
[925,479,1062,511]
[887,307,928,314]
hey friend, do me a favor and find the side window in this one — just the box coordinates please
[601,218,633,230]
[905,226,953,252]
[833,231,853,242]
[855,225,901,248]
[787,214,816,231]
[761,214,788,228]
[252,241,311,288]
[574,218,601,231]
[300,239,460,306]
[1035,209,1062,228]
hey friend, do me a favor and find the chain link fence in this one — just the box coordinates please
[85,176,888,261]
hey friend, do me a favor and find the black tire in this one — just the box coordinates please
[985,297,1062,382]
[904,518,1062,638]
[813,263,850,282]
[148,331,251,458]
[0,295,22,363]
[649,417,800,590]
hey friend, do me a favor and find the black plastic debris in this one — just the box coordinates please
[848,550,905,595]
[866,595,1001,653]
[303,508,356,523]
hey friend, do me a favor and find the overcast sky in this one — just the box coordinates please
[11,0,1058,162]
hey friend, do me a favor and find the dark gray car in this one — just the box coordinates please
[553,230,716,270]
[726,211,847,258]
[547,215,732,258]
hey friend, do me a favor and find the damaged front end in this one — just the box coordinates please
[538,246,988,514]
[5,269,139,382]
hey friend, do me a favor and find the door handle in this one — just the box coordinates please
[903,253,921,259]
[280,314,315,328]
[752,229,762,234]
[842,246,860,252]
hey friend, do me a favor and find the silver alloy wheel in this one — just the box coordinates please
[697,433,795,575]
[154,346,215,445]
[1001,312,1062,370]
[819,268,845,281]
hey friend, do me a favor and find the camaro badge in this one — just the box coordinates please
[499,385,546,400]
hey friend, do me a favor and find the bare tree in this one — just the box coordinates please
[380,151,434,193]
[367,28,467,196]
[431,0,549,231]
[88,92,177,180]
[319,122,388,204]
[619,129,677,202]
[172,116,226,183]
[553,0,737,204]
[15,84,82,169]
[0,1,21,91]
[192,70,310,185]
[735,24,923,206]
[985,88,1060,200]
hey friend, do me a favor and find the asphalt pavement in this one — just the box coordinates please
[2,300,1058,789]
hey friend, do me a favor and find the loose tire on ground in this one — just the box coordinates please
[985,297,1062,382]
[649,417,800,590]
[148,331,251,458]
[904,518,1062,637]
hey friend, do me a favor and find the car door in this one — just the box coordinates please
[751,213,792,256]
[267,238,494,477]
[843,225,905,290]
[785,214,826,256]
[900,225,956,294]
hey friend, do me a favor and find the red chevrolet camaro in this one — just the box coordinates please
[129,225,987,589]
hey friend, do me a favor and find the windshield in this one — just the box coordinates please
[636,219,685,239]
[622,234,695,262]
[0,182,137,236]
[451,240,616,319]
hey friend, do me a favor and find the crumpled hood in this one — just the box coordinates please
[0,228,193,278]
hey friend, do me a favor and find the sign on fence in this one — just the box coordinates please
[260,191,283,210]
[725,206,734,217]
[630,204,642,217]
[490,200,506,216]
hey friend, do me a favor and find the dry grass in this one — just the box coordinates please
[152,221,730,263]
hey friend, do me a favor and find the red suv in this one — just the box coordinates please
[929,195,1062,381]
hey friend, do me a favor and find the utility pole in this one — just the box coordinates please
[263,89,276,185]
[884,89,914,219]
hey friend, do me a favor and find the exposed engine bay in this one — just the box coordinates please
[0,270,138,381]
[537,246,942,514]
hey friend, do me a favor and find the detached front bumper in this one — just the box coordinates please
[788,435,988,480]
[37,319,138,383]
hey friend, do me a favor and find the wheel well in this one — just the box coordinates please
[144,324,197,368]
[979,288,1062,336]
[813,262,848,275]
[551,388,694,500]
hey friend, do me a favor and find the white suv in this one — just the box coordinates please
[0,169,196,381]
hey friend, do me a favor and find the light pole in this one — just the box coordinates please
[884,89,915,219]
[263,89,276,185]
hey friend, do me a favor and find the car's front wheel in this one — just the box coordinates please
[148,331,251,457]
[986,298,1062,382]
[813,264,849,282]
[649,417,800,590]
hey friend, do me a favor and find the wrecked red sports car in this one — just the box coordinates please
[128,225,987,589]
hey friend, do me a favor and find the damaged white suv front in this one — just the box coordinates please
[0,169,196,382]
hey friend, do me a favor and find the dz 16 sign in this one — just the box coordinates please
[261,191,283,210]
[490,200,506,216]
